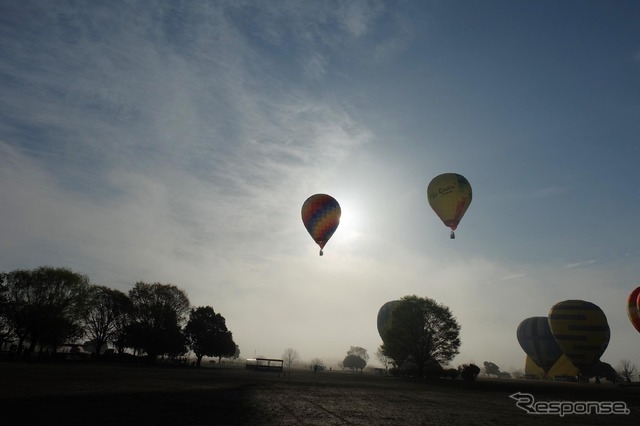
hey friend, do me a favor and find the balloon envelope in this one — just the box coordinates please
[427,173,472,236]
[516,316,563,374]
[548,300,610,375]
[628,287,640,333]
[301,194,341,255]
[525,354,578,379]
[377,300,399,342]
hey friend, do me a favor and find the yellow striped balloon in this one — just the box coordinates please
[548,300,610,376]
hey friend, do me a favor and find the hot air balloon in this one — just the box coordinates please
[548,300,610,377]
[301,194,341,256]
[377,300,399,342]
[627,286,640,333]
[427,173,472,239]
[524,354,578,379]
[516,317,563,376]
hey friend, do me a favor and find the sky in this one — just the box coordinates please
[1,0,640,372]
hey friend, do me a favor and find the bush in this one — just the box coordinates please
[459,364,480,381]
[442,368,460,379]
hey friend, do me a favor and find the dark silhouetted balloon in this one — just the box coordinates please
[377,300,399,342]
[548,300,610,376]
[516,316,563,375]
[301,194,341,256]
[427,173,472,239]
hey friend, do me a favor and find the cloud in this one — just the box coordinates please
[564,259,597,269]
[2,1,639,373]
[0,1,378,294]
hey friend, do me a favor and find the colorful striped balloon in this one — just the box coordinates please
[548,300,610,376]
[627,287,640,333]
[301,194,341,256]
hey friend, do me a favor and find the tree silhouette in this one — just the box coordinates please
[185,306,236,367]
[375,347,392,370]
[483,361,500,377]
[460,364,480,381]
[127,282,190,361]
[347,346,369,362]
[2,267,92,355]
[282,348,300,374]
[84,286,131,357]
[381,295,460,378]
[616,359,637,383]
[343,354,366,371]
[0,273,14,346]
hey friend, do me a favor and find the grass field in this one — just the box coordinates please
[1,361,638,425]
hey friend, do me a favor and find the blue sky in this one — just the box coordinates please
[1,1,639,371]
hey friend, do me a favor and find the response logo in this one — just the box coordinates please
[509,392,630,417]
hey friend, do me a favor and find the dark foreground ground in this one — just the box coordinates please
[0,362,638,425]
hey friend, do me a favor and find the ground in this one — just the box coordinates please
[0,362,638,425]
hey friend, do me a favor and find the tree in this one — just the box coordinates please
[0,273,14,346]
[483,361,500,377]
[215,331,236,364]
[184,306,235,367]
[589,361,618,384]
[375,347,392,371]
[232,344,240,360]
[381,295,461,378]
[348,346,369,362]
[108,289,134,355]
[343,346,368,372]
[127,282,190,361]
[84,286,131,357]
[282,348,300,374]
[343,354,366,371]
[460,364,480,381]
[3,267,92,355]
[616,359,637,383]
[310,357,324,368]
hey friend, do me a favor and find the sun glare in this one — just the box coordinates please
[335,198,363,244]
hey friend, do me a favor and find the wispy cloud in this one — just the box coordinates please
[3,1,639,371]
[564,259,597,269]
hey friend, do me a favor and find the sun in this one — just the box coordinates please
[335,198,363,244]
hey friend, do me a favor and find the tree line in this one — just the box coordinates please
[0,266,237,366]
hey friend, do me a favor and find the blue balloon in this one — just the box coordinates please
[377,300,399,342]
[516,316,563,373]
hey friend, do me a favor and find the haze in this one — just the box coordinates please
[1,1,639,371]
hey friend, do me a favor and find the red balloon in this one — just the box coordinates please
[627,287,640,333]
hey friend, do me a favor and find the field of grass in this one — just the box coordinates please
[1,361,638,425]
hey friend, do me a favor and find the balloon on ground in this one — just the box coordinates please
[377,300,399,342]
[301,194,341,256]
[427,173,472,239]
[548,300,610,376]
[516,316,563,375]
[525,354,578,379]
